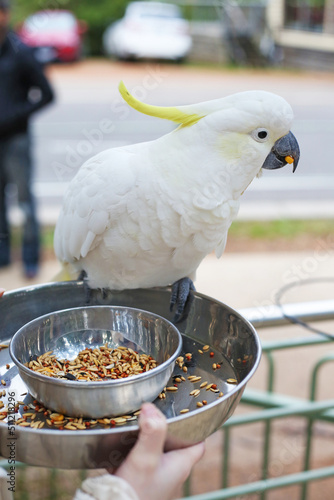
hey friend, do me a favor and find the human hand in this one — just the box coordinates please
[115,403,205,500]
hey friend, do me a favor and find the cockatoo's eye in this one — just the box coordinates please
[251,128,269,143]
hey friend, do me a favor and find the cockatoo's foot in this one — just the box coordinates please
[170,277,195,323]
[77,271,109,303]
[78,270,87,282]
[77,270,92,304]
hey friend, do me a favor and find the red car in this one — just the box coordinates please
[17,10,87,63]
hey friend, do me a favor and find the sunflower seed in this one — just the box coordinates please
[113,417,127,424]
[64,423,77,430]
[50,413,64,422]
[76,424,86,430]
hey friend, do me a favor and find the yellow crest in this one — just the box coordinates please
[118,81,204,128]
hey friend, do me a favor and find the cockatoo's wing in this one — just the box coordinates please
[54,148,137,265]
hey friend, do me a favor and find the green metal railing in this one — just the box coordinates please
[183,466,334,499]
[1,300,334,499]
[183,300,334,499]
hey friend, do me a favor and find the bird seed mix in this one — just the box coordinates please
[0,343,242,430]
[25,345,158,381]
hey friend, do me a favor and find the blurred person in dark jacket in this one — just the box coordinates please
[0,0,54,277]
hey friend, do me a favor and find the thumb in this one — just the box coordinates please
[116,403,167,482]
[130,403,167,465]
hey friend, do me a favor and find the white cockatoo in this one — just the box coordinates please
[54,82,300,320]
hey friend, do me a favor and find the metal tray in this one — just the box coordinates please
[0,282,261,469]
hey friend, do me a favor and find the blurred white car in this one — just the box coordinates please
[103,2,192,61]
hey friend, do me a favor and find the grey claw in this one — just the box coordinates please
[170,277,195,323]
[77,270,91,304]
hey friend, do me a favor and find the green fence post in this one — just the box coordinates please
[222,427,230,489]
[16,466,29,500]
[301,353,334,500]
[260,351,275,500]
[49,468,58,500]
[183,474,191,497]
[79,469,87,483]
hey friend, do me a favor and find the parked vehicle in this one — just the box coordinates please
[103,2,192,62]
[17,10,87,63]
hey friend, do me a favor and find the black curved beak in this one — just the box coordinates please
[262,131,300,173]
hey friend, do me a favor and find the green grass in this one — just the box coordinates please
[9,219,334,254]
[228,219,334,241]
[11,226,55,250]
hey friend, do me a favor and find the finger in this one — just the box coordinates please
[169,441,205,466]
[163,442,205,482]
[130,403,167,466]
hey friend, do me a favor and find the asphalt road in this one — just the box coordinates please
[24,60,334,222]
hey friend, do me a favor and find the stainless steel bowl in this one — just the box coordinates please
[0,284,261,469]
[9,306,182,418]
